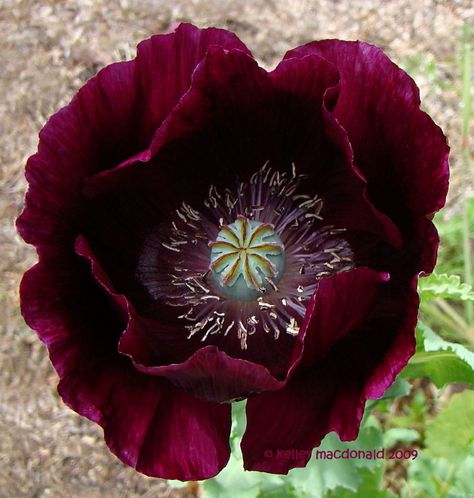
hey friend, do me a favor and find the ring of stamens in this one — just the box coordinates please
[138,162,354,350]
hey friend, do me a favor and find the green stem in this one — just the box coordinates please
[422,302,465,336]
[436,464,456,498]
[462,24,473,325]
[409,351,461,364]
[435,298,474,345]
[433,298,471,330]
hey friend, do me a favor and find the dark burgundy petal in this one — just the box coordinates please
[17,25,449,481]
[270,54,402,248]
[76,48,407,395]
[85,50,400,250]
[363,277,419,399]
[17,60,136,248]
[77,190,308,383]
[301,268,390,365]
[78,48,275,307]
[75,50,292,356]
[84,45,274,199]
[417,218,440,275]
[284,40,449,228]
[386,217,440,282]
[20,250,231,480]
[60,368,231,480]
[351,216,440,286]
[118,298,309,401]
[75,234,304,403]
[136,23,252,144]
[80,49,402,326]
[120,310,305,403]
[17,23,251,248]
[121,340,297,403]
[241,273,418,474]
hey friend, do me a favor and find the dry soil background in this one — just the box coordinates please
[1,1,473,497]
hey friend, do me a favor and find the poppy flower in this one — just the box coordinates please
[17,23,449,480]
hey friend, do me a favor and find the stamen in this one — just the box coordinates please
[286,318,300,336]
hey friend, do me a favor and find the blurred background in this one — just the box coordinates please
[1,1,473,497]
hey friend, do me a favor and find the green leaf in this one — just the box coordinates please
[418,273,474,301]
[425,390,474,462]
[452,456,474,497]
[365,378,411,419]
[325,467,396,498]
[231,400,247,443]
[203,476,259,498]
[286,424,384,497]
[203,400,286,498]
[421,323,474,363]
[204,406,386,498]
[402,453,456,498]
[166,480,187,488]
[403,351,474,388]
[401,323,474,388]
[381,377,411,399]
[402,454,474,498]
[202,448,285,498]
[259,487,308,498]
[383,428,420,449]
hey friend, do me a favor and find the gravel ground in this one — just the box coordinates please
[1,1,473,496]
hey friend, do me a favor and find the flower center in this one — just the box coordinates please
[209,215,285,301]
[138,162,355,350]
